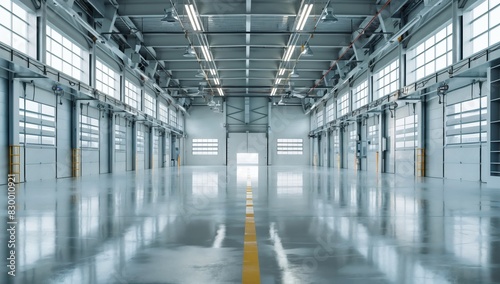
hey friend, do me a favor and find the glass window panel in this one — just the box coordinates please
[472,1,488,18]
[490,25,500,45]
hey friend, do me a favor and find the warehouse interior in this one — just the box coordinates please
[1,0,500,283]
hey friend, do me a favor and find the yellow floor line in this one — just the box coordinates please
[242,182,260,283]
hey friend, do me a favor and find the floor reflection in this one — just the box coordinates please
[0,166,499,283]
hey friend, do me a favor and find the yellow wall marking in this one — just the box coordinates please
[242,178,260,283]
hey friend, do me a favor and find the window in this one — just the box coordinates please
[446,96,487,144]
[408,24,452,83]
[0,1,32,55]
[368,125,379,151]
[115,124,126,151]
[353,80,368,110]
[317,110,324,128]
[192,139,218,155]
[159,102,168,123]
[19,98,56,145]
[80,114,99,149]
[46,26,87,82]
[125,80,140,109]
[326,102,335,122]
[96,60,119,98]
[374,60,399,99]
[144,92,156,117]
[337,92,349,117]
[136,130,144,152]
[277,139,303,155]
[169,108,177,128]
[464,0,500,56]
[395,115,418,149]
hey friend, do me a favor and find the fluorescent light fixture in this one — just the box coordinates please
[201,45,213,61]
[271,88,277,96]
[214,78,220,85]
[276,78,282,84]
[209,69,216,75]
[217,88,224,96]
[296,4,313,31]
[185,4,202,31]
[279,68,286,76]
[284,45,295,61]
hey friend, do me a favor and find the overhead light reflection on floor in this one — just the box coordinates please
[269,222,298,283]
[212,224,226,248]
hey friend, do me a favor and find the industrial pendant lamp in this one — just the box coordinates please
[195,70,205,78]
[301,43,313,56]
[183,44,196,57]
[161,8,179,22]
[290,68,300,78]
[321,7,338,23]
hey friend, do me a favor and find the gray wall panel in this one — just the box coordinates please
[185,106,226,166]
[25,147,56,180]
[126,123,134,171]
[81,150,99,176]
[115,152,126,172]
[144,126,150,169]
[56,98,72,178]
[425,97,444,178]
[270,106,310,166]
[385,110,395,173]
[444,146,481,181]
[395,150,415,176]
[347,123,357,170]
[100,114,110,174]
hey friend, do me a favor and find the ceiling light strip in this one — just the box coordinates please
[270,88,277,96]
[284,45,295,61]
[185,4,202,31]
[278,68,285,76]
[217,88,224,96]
[297,4,313,31]
[201,45,213,62]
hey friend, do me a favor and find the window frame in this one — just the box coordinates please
[192,139,219,156]
[46,25,88,83]
[277,138,303,155]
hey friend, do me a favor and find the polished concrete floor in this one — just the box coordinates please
[1,166,500,284]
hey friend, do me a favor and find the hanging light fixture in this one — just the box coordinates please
[161,8,179,22]
[195,70,205,78]
[301,43,313,56]
[183,44,196,57]
[321,7,338,23]
[290,68,300,78]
